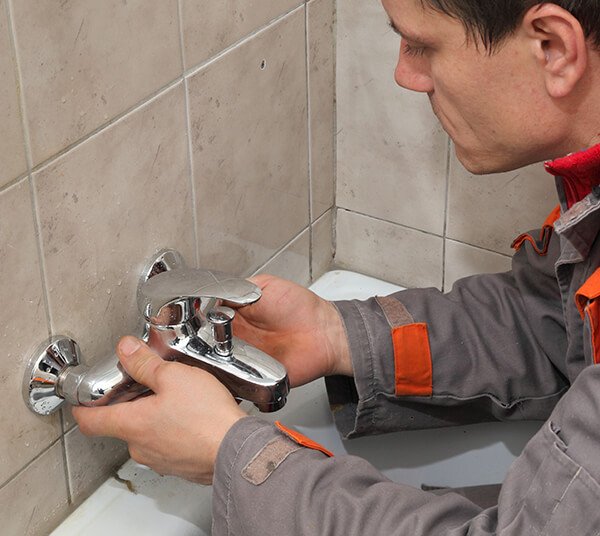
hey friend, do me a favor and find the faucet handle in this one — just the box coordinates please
[138,268,260,326]
[207,306,235,357]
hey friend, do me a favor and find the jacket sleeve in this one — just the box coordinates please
[212,365,600,535]
[326,229,569,438]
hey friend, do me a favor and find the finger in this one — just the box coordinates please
[72,404,128,440]
[116,336,164,393]
[248,274,273,289]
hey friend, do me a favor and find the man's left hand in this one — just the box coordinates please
[72,336,246,484]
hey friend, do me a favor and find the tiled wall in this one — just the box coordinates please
[0,0,334,533]
[335,0,558,291]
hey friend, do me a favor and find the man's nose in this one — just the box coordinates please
[394,53,433,93]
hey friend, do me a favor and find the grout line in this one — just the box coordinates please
[332,206,338,263]
[184,4,306,80]
[178,0,198,268]
[5,0,53,336]
[6,0,33,170]
[250,226,311,278]
[312,208,335,276]
[5,1,58,499]
[337,206,445,239]
[29,175,54,335]
[441,135,452,292]
[313,207,332,226]
[182,77,200,268]
[445,236,513,259]
[176,0,187,72]
[305,3,314,281]
[0,436,62,491]
[0,171,28,195]
[28,78,183,176]
[59,412,73,505]
[332,0,339,265]
[337,206,513,258]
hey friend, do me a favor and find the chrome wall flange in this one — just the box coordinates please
[23,337,81,416]
[138,249,186,298]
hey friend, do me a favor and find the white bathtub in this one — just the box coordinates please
[51,270,540,535]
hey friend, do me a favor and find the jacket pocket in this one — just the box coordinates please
[504,422,600,536]
[542,461,600,535]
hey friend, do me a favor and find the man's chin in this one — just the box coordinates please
[454,145,517,175]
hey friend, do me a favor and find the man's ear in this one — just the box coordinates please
[521,3,588,98]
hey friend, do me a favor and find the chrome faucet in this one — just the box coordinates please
[24,251,289,416]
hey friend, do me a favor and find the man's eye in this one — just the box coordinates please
[403,42,426,57]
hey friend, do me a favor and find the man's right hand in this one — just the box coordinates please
[231,274,353,387]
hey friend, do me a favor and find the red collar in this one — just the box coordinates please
[545,144,600,209]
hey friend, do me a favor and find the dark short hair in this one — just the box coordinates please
[422,1,600,51]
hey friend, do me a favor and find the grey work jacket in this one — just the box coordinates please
[212,163,600,535]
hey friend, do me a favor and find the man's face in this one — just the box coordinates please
[382,0,564,174]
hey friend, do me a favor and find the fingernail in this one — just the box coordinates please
[120,336,141,356]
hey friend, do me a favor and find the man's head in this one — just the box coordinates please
[382,0,600,174]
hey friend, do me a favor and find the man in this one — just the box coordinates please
[74,0,600,533]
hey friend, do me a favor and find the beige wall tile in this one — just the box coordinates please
[34,84,195,367]
[0,180,61,486]
[0,1,27,187]
[181,0,303,69]
[65,427,128,506]
[447,153,558,255]
[308,0,335,220]
[256,229,311,287]
[335,209,443,289]
[12,0,181,165]
[444,239,513,292]
[312,209,334,280]
[189,11,309,276]
[0,442,69,536]
[336,0,448,235]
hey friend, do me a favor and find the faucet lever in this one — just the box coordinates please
[138,268,261,326]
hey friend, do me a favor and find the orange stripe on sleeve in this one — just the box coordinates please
[392,323,433,397]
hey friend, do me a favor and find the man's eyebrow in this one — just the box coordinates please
[387,19,428,44]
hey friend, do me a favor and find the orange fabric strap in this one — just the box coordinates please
[275,422,334,457]
[392,323,433,397]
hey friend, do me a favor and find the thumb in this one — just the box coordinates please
[117,336,164,392]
